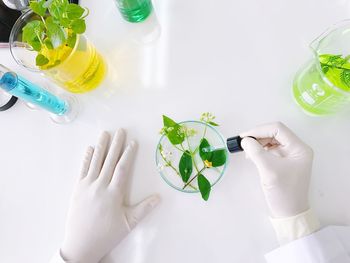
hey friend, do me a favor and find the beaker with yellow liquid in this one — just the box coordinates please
[10,10,106,94]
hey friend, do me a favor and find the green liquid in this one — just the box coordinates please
[293,54,350,115]
[117,0,153,23]
[319,54,350,92]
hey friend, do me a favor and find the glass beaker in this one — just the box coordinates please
[115,0,153,23]
[293,20,350,115]
[9,10,107,94]
[0,64,78,123]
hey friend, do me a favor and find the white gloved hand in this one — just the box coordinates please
[240,122,313,218]
[60,129,160,263]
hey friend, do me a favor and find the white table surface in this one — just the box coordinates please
[1,0,350,262]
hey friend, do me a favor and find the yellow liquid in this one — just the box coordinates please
[40,35,106,93]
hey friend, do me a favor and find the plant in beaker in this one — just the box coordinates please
[156,113,228,201]
[10,0,107,93]
[293,21,350,115]
[319,54,350,90]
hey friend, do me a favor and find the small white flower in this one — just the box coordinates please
[200,112,216,122]
[157,163,165,171]
[186,128,197,137]
[163,150,173,159]
[167,127,174,132]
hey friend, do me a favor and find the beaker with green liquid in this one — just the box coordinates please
[293,20,350,115]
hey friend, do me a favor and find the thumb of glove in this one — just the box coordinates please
[125,194,161,230]
[240,137,269,169]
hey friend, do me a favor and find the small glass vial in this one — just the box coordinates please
[115,0,153,23]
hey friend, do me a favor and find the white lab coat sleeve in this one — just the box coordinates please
[265,226,350,263]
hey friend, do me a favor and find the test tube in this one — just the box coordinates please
[0,64,78,123]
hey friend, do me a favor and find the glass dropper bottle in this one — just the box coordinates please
[202,136,257,153]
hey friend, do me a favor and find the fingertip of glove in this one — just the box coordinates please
[241,137,265,155]
[241,137,257,149]
[99,131,111,143]
[116,127,126,137]
[129,140,138,149]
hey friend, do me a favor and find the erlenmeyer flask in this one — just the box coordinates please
[293,20,350,115]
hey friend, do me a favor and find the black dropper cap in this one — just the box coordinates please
[226,136,243,153]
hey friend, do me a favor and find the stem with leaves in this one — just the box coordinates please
[183,167,206,189]
[159,144,197,191]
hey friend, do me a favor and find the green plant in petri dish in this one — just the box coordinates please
[115,0,153,23]
[156,113,228,201]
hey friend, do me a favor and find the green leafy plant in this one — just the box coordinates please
[158,113,227,201]
[319,54,350,89]
[22,0,89,67]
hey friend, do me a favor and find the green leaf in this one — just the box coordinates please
[71,19,86,34]
[48,0,69,19]
[199,138,226,167]
[22,20,43,42]
[208,121,219,126]
[36,54,49,66]
[30,0,47,16]
[340,69,350,88]
[163,115,178,127]
[22,20,44,51]
[162,115,185,145]
[198,174,211,201]
[60,17,71,28]
[46,17,67,48]
[199,138,212,161]
[321,65,329,74]
[31,38,42,51]
[66,33,77,48]
[179,151,193,183]
[210,149,227,167]
[66,3,85,19]
[44,38,54,49]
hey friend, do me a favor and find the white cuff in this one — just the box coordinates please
[49,251,67,263]
[270,209,321,244]
[265,226,350,263]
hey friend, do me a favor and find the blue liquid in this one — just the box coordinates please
[0,72,68,115]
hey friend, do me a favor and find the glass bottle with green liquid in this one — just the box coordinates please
[115,0,153,22]
[293,20,350,115]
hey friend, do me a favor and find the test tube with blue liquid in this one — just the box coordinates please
[0,64,78,123]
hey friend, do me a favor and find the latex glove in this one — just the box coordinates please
[60,130,160,263]
[240,122,313,218]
